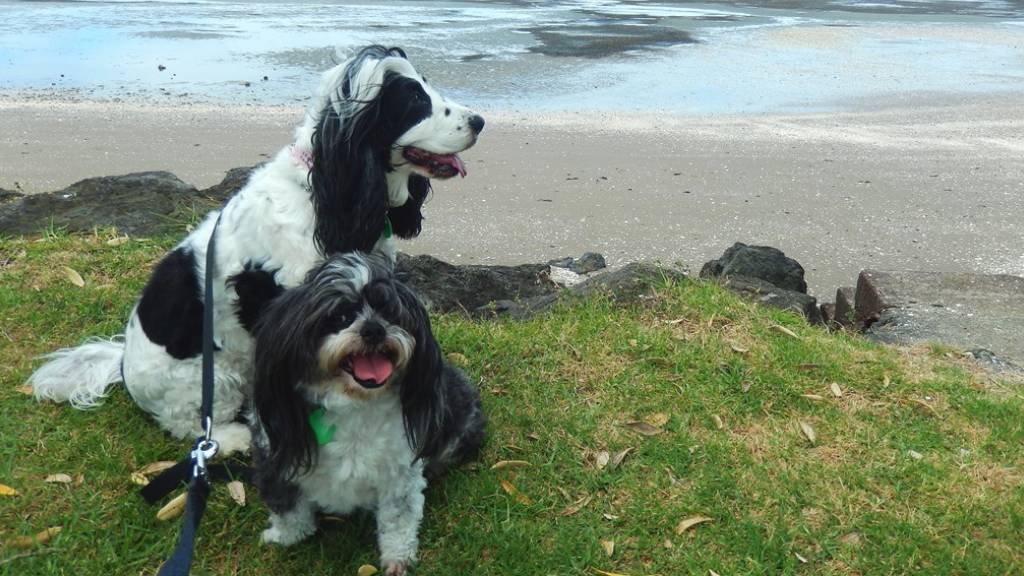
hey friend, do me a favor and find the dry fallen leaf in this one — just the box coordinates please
[799,421,817,444]
[610,447,634,470]
[908,449,924,460]
[157,493,187,521]
[136,461,177,476]
[730,343,749,353]
[106,236,129,246]
[490,460,530,470]
[908,398,939,417]
[675,515,713,534]
[622,421,662,436]
[602,513,619,521]
[0,483,19,496]
[499,479,532,506]
[883,374,891,388]
[795,552,808,564]
[8,526,61,549]
[838,532,862,546]
[44,473,72,484]
[663,539,673,549]
[130,472,150,486]
[357,565,378,576]
[600,540,615,558]
[560,494,593,516]
[74,474,84,487]
[594,451,610,470]
[646,413,670,427]
[709,571,721,576]
[62,266,85,288]
[15,384,33,395]
[227,481,246,506]
[829,382,843,397]
[772,324,800,339]
[711,414,724,430]
[446,352,469,366]
[801,393,825,401]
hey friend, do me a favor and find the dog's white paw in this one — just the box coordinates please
[383,561,411,576]
[256,522,311,545]
[260,525,307,547]
[213,423,252,456]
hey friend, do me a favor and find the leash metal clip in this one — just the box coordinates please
[192,416,219,480]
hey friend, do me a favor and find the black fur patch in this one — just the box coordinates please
[388,175,430,239]
[251,434,302,514]
[136,247,204,359]
[228,263,285,335]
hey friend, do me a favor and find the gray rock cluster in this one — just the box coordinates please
[699,242,821,324]
[0,171,222,237]
[5,168,1020,371]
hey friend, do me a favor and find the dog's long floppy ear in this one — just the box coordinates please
[310,101,387,254]
[251,280,334,480]
[388,175,430,239]
[310,46,407,254]
[393,281,448,460]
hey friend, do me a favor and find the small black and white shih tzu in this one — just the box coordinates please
[229,252,485,576]
[29,45,484,455]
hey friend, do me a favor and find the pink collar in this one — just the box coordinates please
[291,146,313,170]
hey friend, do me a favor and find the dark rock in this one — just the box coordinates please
[834,286,856,327]
[546,252,607,275]
[820,302,836,326]
[547,256,575,268]
[571,252,606,274]
[0,172,199,237]
[0,188,23,205]
[396,253,556,313]
[857,269,1024,369]
[478,262,687,320]
[569,262,684,303]
[201,165,260,203]
[718,275,822,324]
[700,242,808,293]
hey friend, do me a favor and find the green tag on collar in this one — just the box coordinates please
[308,407,336,446]
[382,214,393,240]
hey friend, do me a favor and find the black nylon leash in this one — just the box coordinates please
[140,212,250,575]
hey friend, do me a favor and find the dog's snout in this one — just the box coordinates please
[360,321,387,345]
[467,114,485,135]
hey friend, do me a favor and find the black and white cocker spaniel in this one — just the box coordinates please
[232,252,485,576]
[29,45,484,454]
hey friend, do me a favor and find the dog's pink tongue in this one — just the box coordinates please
[351,353,394,384]
[436,153,467,178]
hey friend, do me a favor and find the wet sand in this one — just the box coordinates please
[2,97,1023,296]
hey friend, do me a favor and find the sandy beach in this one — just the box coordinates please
[3,96,1022,297]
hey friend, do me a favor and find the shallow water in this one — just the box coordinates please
[0,0,1022,113]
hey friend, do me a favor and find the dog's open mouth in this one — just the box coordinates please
[340,352,395,389]
[402,147,467,179]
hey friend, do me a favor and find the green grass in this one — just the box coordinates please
[1,232,1023,575]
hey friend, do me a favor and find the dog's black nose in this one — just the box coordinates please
[467,114,485,134]
[360,321,386,345]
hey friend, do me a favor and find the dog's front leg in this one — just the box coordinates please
[375,469,427,576]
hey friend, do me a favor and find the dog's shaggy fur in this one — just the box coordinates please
[28,46,483,454]
[232,252,485,576]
